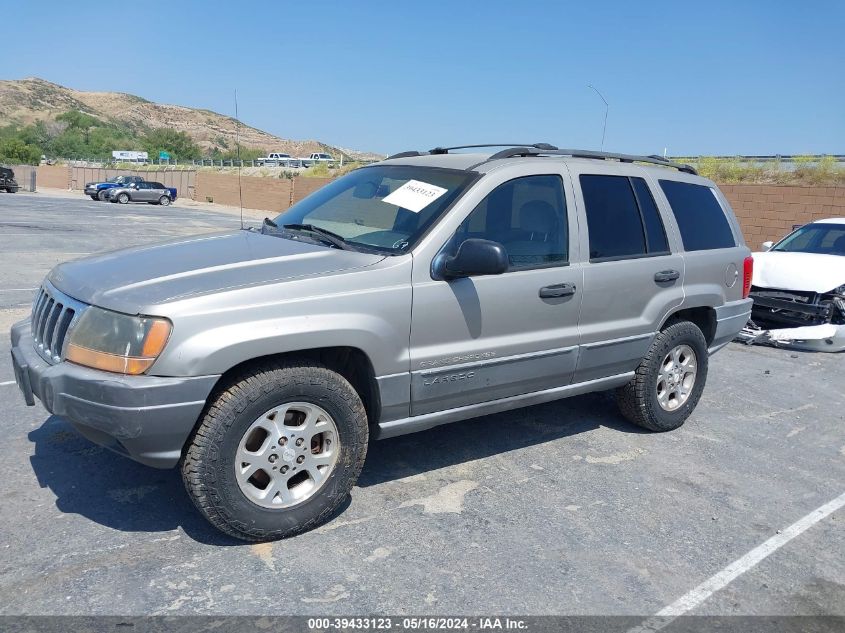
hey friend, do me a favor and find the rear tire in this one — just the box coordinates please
[97,189,107,201]
[90,195,99,201]
[181,359,368,541]
[616,320,709,432]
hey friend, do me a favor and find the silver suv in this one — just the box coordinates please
[10,144,753,541]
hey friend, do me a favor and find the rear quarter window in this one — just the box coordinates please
[659,180,736,251]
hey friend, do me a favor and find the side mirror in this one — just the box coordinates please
[442,239,509,279]
[761,241,774,251]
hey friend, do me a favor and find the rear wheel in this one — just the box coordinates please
[616,320,709,432]
[158,195,171,206]
[181,360,368,541]
[97,189,107,201]
[117,192,130,204]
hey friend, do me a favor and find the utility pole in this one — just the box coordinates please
[587,85,609,151]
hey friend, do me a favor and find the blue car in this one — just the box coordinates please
[84,175,145,201]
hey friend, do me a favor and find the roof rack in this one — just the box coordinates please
[387,143,558,160]
[481,147,698,174]
[387,145,698,175]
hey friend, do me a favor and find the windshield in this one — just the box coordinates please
[273,165,477,253]
[107,177,123,183]
[772,223,845,256]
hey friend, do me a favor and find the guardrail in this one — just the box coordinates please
[44,154,843,169]
[672,154,845,162]
[53,157,381,168]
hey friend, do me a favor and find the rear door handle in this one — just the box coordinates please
[539,283,577,298]
[654,269,680,283]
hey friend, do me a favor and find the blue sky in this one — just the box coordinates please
[8,0,844,156]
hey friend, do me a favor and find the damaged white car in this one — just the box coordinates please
[738,218,845,352]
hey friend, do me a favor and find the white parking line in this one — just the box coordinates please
[0,381,16,387]
[0,288,37,292]
[630,490,845,632]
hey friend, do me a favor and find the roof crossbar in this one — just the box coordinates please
[428,143,558,155]
[386,150,428,159]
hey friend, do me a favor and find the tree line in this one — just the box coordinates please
[0,110,258,165]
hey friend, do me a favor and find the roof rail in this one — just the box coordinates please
[480,147,698,174]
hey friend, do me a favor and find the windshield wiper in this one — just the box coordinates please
[282,223,351,250]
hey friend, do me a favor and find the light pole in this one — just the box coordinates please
[587,85,608,151]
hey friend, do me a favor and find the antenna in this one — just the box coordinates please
[587,85,609,151]
[234,89,244,230]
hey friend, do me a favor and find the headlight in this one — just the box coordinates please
[66,307,172,375]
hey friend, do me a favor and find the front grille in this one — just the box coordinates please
[31,285,84,363]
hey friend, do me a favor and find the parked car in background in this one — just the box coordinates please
[257,153,302,168]
[301,152,336,167]
[0,167,19,193]
[106,181,177,205]
[739,218,845,351]
[84,175,145,201]
[10,144,752,541]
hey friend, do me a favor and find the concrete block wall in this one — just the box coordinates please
[720,184,845,247]
[37,164,71,189]
[194,172,293,212]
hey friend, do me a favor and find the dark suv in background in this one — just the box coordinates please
[0,166,19,193]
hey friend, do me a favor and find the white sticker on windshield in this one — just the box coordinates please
[382,179,448,213]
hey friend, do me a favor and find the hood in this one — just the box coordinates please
[752,250,845,293]
[49,230,385,313]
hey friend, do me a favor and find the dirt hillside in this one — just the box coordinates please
[0,77,382,160]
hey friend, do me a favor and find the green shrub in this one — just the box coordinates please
[0,137,41,165]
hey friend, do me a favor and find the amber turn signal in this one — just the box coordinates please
[66,344,157,375]
[65,314,172,375]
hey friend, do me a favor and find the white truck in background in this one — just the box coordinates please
[256,153,302,168]
[300,152,337,168]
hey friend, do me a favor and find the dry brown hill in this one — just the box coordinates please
[0,77,382,161]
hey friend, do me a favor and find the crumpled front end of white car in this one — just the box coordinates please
[740,282,845,352]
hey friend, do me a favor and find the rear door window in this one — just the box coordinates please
[659,180,736,251]
[581,174,673,261]
[631,178,669,254]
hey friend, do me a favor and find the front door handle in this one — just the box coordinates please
[654,269,680,283]
[539,283,577,298]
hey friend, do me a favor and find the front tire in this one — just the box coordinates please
[158,195,171,206]
[616,320,709,432]
[117,192,130,204]
[181,360,368,541]
[97,189,107,201]
[90,195,99,201]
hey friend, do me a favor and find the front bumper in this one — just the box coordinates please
[10,320,219,468]
[84,186,102,196]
